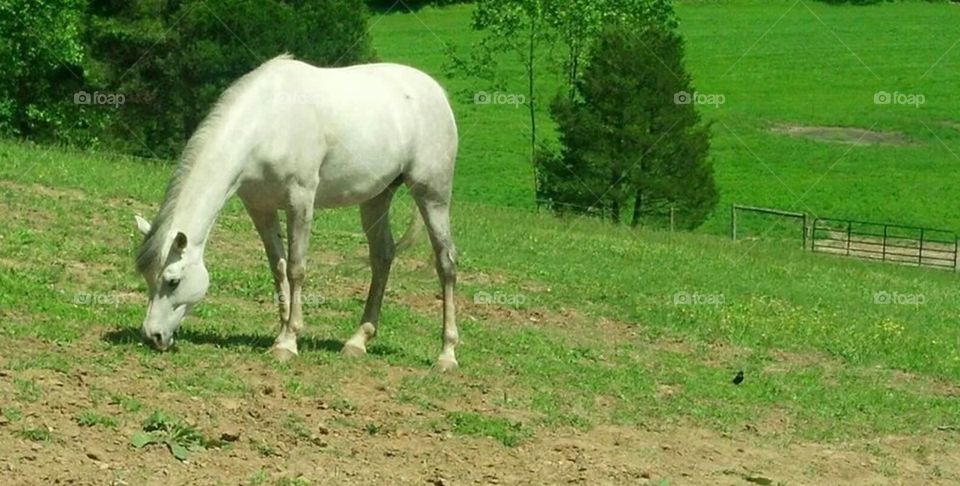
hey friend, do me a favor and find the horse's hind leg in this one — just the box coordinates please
[410,188,458,371]
[343,187,397,357]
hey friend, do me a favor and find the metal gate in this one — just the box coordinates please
[811,218,958,269]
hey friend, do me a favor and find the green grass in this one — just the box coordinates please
[75,410,119,428]
[1,138,959,450]
[18,426,53,442]
[2,4,960,477]
[369,0,960,234]
[14,378,42,403]
[444,411,530,447]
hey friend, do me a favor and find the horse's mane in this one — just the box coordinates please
[135,54,295,273]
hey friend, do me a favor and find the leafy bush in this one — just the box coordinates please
[2,0,375,157]
[0,0,105,144]
[88,0,375,158]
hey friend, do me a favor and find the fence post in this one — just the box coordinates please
[802,214,808,250]
[953,235,960,271]
[882,225,888,262]
[670,205,675,233]
[846,220,852,256]
[811,219,818,253]
[919,228,925,266]
[731,205,737,241]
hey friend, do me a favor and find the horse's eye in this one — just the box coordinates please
[167,279,181,290]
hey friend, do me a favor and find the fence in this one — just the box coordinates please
[730,204,808,248]
[537,199,679,231]
[728,204,959,270]
[810,218,958,269]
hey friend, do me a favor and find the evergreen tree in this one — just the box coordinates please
[537,22,717,229]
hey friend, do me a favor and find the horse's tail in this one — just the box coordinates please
[394,205,424,254]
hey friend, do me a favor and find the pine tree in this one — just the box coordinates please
[537,22,717,229]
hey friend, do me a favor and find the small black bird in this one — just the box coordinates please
[732,370,744,385]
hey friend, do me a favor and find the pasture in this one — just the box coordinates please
[3,0,960,484]
[372,0,960,233]
[2,139,960,483]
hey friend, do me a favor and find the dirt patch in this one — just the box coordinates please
[772,124,914,146]
[0,180,88,200]
[939,120,960,132]
[765,349,839,373]
[886,369,960,398]
[4,347,960,486]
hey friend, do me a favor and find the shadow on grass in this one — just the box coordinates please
[100,326,404,357]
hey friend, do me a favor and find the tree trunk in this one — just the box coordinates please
[528,23,538,198]
[631,189,643,227]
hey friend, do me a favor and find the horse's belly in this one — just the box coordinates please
[313,156,401,208]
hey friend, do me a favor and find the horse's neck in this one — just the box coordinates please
[167,144,248,250]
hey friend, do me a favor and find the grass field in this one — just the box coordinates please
[2,136,960,483]
[3,1,960,484]
[369,0,960,234]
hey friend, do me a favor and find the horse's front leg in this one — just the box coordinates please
[246,206,291,325]
[271,195,315,361]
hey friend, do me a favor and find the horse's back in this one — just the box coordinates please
[237,56,457,209]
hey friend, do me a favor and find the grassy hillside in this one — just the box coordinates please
[2,140,960,482]
[369,0,960,234]
[4,2,960,482]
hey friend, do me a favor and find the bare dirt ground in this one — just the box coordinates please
[4,329,960,486]
[771,125,914,146]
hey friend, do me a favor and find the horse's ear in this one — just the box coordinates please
[134,214,152,236]
[174,232,188,251]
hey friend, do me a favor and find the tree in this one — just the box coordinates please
[545,0,675,101]
[537,23,717,229]
[87,0,375,158]
[470,0,554,195]
[0,0,94,142]
[464,0,677,197]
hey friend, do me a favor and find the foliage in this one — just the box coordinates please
[2,0,375,157]
[130,410,222,461]
[462,0,677,198]
[86,0,375,158]
[0,0,104,144]
[366,0,472,11]
[537,23,717,228]
[544,0,676,99]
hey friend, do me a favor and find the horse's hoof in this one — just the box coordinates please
[270,346,298,362]
[436,357,459,372]
[341,343,366,358]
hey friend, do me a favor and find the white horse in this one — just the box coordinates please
[133,55,460,371]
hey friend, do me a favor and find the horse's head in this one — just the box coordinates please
[134,215,209,350]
